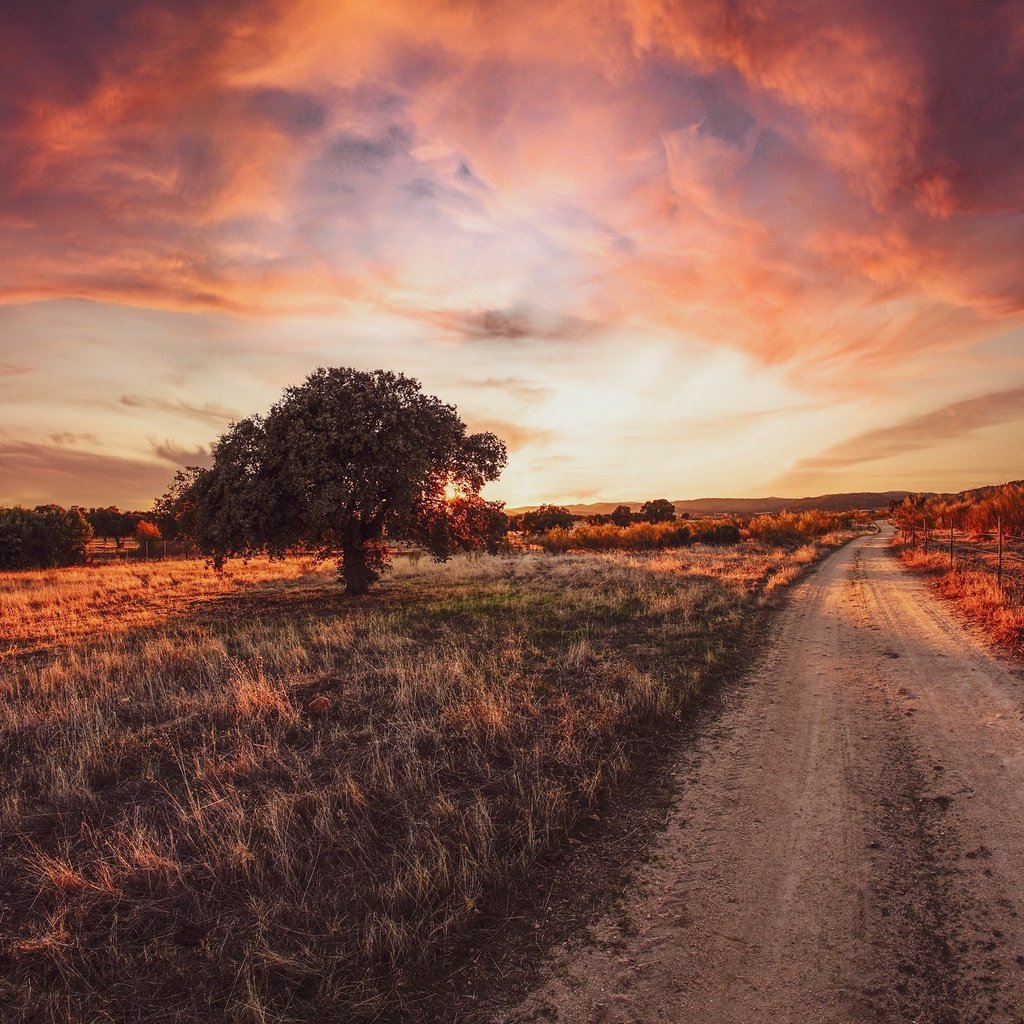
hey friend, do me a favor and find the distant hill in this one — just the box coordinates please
[775,491,921,513]
[939,480,1023,503]
[507,491,918,517]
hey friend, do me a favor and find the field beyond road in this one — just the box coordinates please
[503,524,1024,1023]
[0,538,848,1023]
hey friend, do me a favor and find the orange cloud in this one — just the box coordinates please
[1,1,1022,396]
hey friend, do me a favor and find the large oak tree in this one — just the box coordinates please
[186,368,507,594]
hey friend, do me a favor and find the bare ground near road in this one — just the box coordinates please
[499,525,1024,1024]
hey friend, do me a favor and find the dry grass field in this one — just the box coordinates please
[897,544,1024,655]
[1,536,854,1022]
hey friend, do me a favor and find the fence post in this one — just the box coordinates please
[923,517,929,554]
[998,516,1003,592]
[949,521,954,571]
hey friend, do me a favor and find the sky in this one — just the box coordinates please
[1,0,1022,510]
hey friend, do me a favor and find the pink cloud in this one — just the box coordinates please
[0,0,1021,381]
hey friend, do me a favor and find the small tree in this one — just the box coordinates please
[134,520,161,553]
[640,498,676,523]
[520,504,574,535]
[86,506,123,546]
[184,368,507,595]
[610,504,634,527]
[410,495,509,558]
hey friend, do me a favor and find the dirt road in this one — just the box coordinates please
[501,526,1024,1023]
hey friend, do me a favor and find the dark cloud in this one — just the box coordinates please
[120,394,238,425]
[1,0,275,123]
[426,306,597,342]
[639,0,1024,215]
[244,87,328,138]
[911,1,1024,214]
[149,439,211,466]
[324,126,411,174]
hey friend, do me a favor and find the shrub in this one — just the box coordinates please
[696,522,743,545]
[135,520,162,542]
[534,520,697,553]
[746,510,852,545]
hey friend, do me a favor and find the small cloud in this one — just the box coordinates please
[425,306,597,343]
[120,394,238,425]
[243,87,328,138]
[48,431,98,445]
[403,177,437,200]
[149,439,211,467]
[324,126,410,173]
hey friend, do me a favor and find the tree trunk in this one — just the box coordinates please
[342,541,371,596]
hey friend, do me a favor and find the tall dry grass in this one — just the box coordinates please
[1,538,849,1022]
[0,557,320,657]
[746,509,863,545]
[897,544,1024,654]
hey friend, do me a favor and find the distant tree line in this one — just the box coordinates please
[507,498,689,535]
[0,503,173,571]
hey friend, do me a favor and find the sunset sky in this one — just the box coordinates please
[1,0,1022,509]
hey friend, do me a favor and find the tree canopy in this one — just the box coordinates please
[640,498,676,523]
[610,504,634,527]
[182,368,507,594]
[519,504,574,535]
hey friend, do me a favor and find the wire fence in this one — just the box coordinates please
[87,539,201,563]
[896,520,1023,604]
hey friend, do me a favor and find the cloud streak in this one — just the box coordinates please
[120,395,239,426]
[778,387,1024,488]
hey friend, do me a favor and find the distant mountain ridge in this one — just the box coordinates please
[507,491,918,517]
